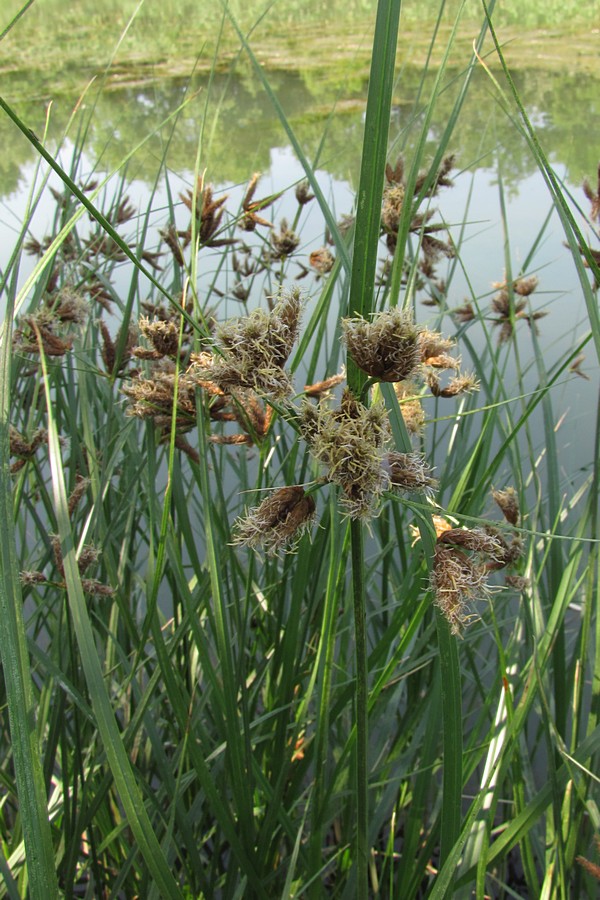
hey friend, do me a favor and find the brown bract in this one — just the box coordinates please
[492,486,520,526]
[239,172,283,232]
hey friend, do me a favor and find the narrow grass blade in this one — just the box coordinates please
[36,352,182,899]
[0,302,59,897]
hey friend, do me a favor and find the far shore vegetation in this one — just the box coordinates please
[2,0,600,99]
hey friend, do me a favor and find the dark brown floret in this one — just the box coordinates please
[233,486,316,554]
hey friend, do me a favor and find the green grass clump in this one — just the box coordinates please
[1,1,599,897]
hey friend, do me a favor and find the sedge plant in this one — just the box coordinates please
[0,0,599,897]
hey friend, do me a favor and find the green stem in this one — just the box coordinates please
[350,517,369,895]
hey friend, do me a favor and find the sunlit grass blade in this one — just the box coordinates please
[0,0,34,41]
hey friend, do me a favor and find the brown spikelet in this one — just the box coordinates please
[295,180,315,205]
[239,173,282,232]
[582,163,600,222]
[67,475,90,517]
[453,301,475,323]
[576,835,600,880]
[233,486,316,555]
[304,371,345,398]
[309,247,335,275]
[491,487,520,526]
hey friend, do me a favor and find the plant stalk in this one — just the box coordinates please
[351,517,369,895]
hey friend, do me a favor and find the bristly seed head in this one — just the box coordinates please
[232,486,316,555]
[203,286,303,398]
[431,519,524,634]
[439,526,507,563]
[135,316,181,359]
[342,307,420,383]
[299,388,391,519]
[426,371,479,398]
[430,544,489,636]
[382,452,438,496]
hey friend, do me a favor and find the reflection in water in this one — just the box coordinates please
[1,65,600,198]
[2,65,598,494]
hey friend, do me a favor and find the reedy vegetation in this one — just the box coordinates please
[0,1,599,898]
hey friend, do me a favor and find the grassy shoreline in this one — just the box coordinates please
[2,17,600,100]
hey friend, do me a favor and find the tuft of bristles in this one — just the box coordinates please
[342,308,420,383]
[201,286,302,399]
[430,544,490,636]
[299,388,391,519]
[233,486,316,555]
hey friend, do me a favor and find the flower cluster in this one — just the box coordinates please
[380,154,455,305]
[20,474,114,597]
[9,425,48,474]
[342,307,479,401]
[298,388,435,519]
[429,493,524,635]
[490,275,546,344]
[201,287,302,399]
[341,308,420,382]
[13,288,88,359]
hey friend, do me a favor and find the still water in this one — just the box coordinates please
[1,64,599,488]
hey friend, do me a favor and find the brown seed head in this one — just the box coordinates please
[430,544,489,636]
[491,486,520,526]
[382,451,438,495]
[514,275,539,297]
[454,302,475,323]
[439,527,507,563]
[309,247,335,275]
[270,219,300,259]
[426,371,479,398]
[138,317,181,358]
[295,180,315,205]
[233,486,316,555]
[342,308,420,383]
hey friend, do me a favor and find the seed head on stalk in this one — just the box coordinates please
[233,486,316,555]
[201,286,303,399]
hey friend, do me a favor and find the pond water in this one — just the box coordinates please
[1,62,599,492]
